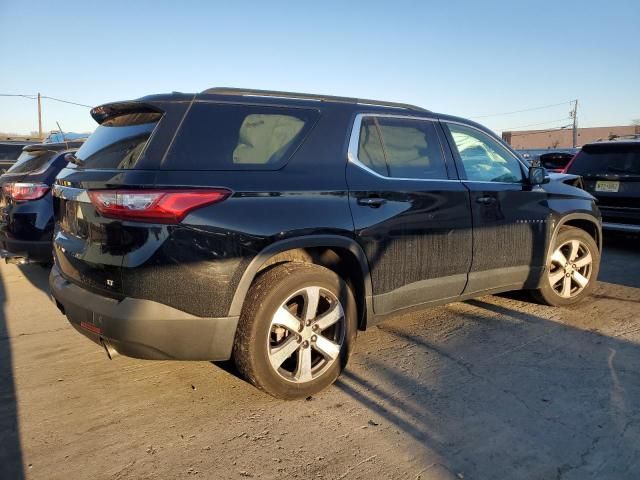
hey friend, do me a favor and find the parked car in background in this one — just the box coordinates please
[0,140,84,264]
[564,139,640,233]
[0,140,38,172]
[517,149,579,171]
[44,131,90,143]
[539,151,576,172]
[50,88,601,399]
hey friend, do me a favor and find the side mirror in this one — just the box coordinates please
[528,166,550,185]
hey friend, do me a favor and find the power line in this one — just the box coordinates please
[0,93,38,100]
[471,101,573,119]
[41,96,92,108]
[509,125,572,136]
[0,93,91,108]
[499,117,572,131]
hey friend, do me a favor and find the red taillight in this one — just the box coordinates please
[87,189,231,224]
[2,182,51,201]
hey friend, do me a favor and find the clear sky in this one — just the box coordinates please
[1,0,638,136]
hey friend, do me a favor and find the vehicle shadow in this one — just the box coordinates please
[0,266,25,479]
[335,296,640,478]
[16,264,51,296]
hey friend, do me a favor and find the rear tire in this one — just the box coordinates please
[532,226,600,306]
[233,262,357,400]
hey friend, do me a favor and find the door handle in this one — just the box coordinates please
[476,196,496,205]
[358,196,387,208]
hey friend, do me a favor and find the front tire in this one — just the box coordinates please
[233,262,357,400]
[532,226,600,306]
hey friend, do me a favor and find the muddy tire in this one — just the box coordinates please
[532,226,600,306]
[233,262,357,400]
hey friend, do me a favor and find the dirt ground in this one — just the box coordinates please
[1,233,639,480]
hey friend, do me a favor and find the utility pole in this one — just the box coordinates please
[37,92,43,140]
[570,99,578,148]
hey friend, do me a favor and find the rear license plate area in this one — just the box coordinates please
[595,181,620,192]
[59,199,88,237]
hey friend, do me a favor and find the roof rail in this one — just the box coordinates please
[201,87,429,112]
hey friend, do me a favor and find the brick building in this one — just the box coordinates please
[502,125,640,149]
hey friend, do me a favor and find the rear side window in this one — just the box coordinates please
[71,112,161,169]
[569,144,640,175]
[357,116,448,180]
[7,150,57,174]
[164,103,319,170]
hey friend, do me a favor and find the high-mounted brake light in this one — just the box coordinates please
[87,189,231,224]
[2,183,51,201]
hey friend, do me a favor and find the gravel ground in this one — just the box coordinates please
[1,233,639,480]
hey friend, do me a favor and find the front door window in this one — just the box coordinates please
[446,123,523,183]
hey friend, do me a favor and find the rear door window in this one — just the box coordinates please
[357,118,388,176]
[71,112,161,169]
[6,149,57,174]
[163,103,319,170]
[356,116,448,180]
[569,144,640,176]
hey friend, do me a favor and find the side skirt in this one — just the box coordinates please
[365,282,534,328]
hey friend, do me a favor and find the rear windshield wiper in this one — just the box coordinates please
[64,152,84,166]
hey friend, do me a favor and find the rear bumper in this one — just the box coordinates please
[49,264,239,361]
[599,206,640,226]
[0,236,51,262]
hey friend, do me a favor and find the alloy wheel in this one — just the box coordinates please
[548,239,593,298]
[267,286,345,383]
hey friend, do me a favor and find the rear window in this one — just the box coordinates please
[71,112,161,169]
[6,149,57,174]
[569,144,640,175]
[163,103,319,170]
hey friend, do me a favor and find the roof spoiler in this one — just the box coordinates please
[90,101,164,125]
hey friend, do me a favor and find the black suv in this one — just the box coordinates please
[0,141,84,264]
[564,140,640,233]
[50,88,601,399]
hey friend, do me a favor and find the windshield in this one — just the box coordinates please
[71,112,160,169]
[569,144,640,176]
[6,149,57,174]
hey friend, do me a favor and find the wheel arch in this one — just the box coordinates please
[228,235,373,330]
[548,213,602,260]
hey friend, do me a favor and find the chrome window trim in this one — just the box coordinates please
[347,113,458,183]
[462,180,526,185]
